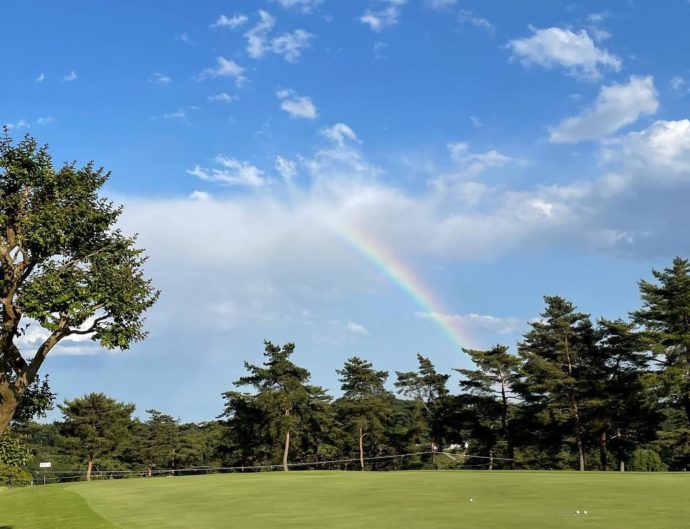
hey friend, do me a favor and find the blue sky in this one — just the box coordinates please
[3,0,690,421]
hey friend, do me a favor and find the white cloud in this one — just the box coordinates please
[275,156,298,182]
[156,108,187,121]
[212,14,248,29]
[189,190,213,201]
[4,119,30,131]
[62,70,78,82]
[444,142,516,178]
[600,119,690,182]
[374,41,388,59]
[277,89,318,119]
[35,73,45,83]
[507,26,621,81]
[425,0,457,11]
[197,57,247,86]
[187,156,267,188]
[320,123,359,146]
[346,321,369,335]
[245,11,313,62]
[207,92,237,103]
[148,72,172,85]
[271,0,323,13]
[361,0,407,31]
[176,33,196,46]
[416,312,523,335]
[469,115,483,127]
[550,75,658,143]
[458,10,494,33]
[36,117,54,125]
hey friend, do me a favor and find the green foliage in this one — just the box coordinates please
[0,429,30,466]
[628,448,668,471]
[0,462,32,486]
[0,132,158,436]
[58,393,136,467]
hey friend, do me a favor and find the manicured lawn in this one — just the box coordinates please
[1,471,689,528]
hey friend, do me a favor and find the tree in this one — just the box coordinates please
[0,132,159,436]
[395,354,450,464]
[456,345,520,469]
[140,409,180,476]
[58,393,135,480]
[596,319,660,471]
[222,341,328,471]
[517,296,597,471]
[336,357,393,470]
[634,257,690,428]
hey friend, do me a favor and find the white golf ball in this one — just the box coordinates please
[584,510,588,515]
[575,510,580,515]
[469,499,473,502]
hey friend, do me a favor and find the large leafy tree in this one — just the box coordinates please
[58,392,136,480]
[222,341,329,471]
[517,296,597,471]
[456,345,521,468]
[336,357,393,470]
[0,133,158,436]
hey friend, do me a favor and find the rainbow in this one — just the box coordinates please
[336,222,471,350]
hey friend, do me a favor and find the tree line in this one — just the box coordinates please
[1,257,689,482]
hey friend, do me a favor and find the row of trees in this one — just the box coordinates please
[3,257,689,478]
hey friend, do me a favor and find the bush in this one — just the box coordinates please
[628,448,668,472]
[0,463,33,487]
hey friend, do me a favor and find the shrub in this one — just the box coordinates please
[0,463,33,487]
[628,448,668,472]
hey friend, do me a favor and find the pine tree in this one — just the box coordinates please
[633,257,690,468]
[395,354,450,464]
[517,296,597,471]
[456,345,520,469]
[336,357,393,470]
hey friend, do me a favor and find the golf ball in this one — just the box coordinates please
[575,510,580,515]
[469,499,473,502]
[584,511,588,515]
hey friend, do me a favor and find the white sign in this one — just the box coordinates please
[39,462,52,468]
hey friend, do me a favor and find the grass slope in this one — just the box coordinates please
[1,471,689,528]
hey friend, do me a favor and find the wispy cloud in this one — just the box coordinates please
[245,11,313,63]
[197,57,247,86]
[35,73,45,83]
[271,0,323,13]
[62,70,78,82]
[346,321,369,335]
[187,156,268,188]
[361,0,407,31]
[148,72,172,85]
[550,75,658,143]
[36,117,54,125]
[458,9,494,34]
[207,92,237,103]
[211,14,248,29]
[508,26,621,81]
[277,89,318,119]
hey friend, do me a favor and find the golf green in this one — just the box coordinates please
[1,471,688,528]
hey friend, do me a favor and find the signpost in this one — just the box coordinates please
[39,462,51,485]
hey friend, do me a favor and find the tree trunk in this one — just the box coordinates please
[282,429,290,471]
[599,431,608,470]
[619,459,625,472]
[147,466,152,477]
[431,440,436,468]
[0,382,19,437]
[488,450,494,471]
[499,373,515,470]
[682,393,690,429]
[86,454,94,482]
[359,426,365,470]
[572,395,586,471]
[564,336,585,472]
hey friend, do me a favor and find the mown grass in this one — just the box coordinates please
[1,471,689,528]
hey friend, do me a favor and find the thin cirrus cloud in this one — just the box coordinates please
[271,0,323,12]
[507,26,621,81]
[148,72,172,85]
[207,92,237,103]
[244,10,313,63]
[277,89,318,119]
[62,70,78,82]
[549,75,658,143]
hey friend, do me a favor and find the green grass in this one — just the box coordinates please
[1,471,689,528]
